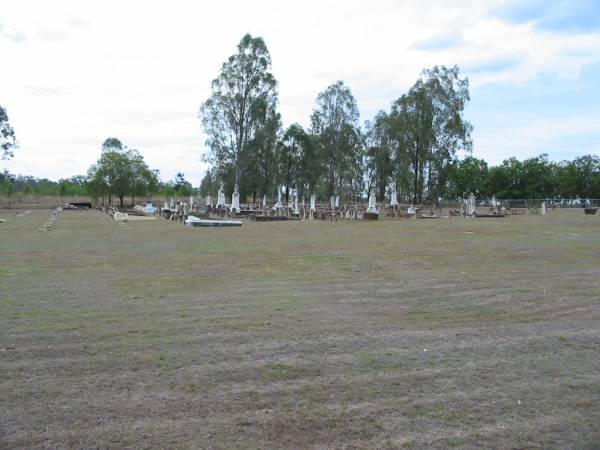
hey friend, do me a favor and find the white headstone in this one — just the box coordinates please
[335,195,340,208]
[217,184,226,208]
[390,189,398,206]
[310,193,316,211]
[541,201,547,216]
[367,189,377,213]
[262,194,267,208]
[293,193,299,215]
[467,193,476,216]
[231,185,240,212]
[273,186,283,211]
[491,195,497,209]
[330,195,336,209]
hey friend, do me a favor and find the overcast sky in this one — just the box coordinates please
[1,0,600,183]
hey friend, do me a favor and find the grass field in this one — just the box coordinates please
[1,209,599,449]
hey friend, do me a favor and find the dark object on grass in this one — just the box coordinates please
[584,207,598,215]
[64,202,92,210]
[363,212,379,220]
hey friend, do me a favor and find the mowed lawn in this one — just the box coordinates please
[1,209,599,449]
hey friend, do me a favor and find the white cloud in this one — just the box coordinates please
[1,0,599,181]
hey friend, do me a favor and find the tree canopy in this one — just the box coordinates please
[86,139,158,206]
[0,105,17,160]
[199,33,280,198]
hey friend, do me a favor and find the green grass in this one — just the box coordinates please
[0,208,599,449]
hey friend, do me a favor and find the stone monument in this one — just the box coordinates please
[367,189,377,213]
[143,194,155,215]
[390,189,398,207]
[231,185,240,212]
[467,192,476,217]
[217,183,226,208]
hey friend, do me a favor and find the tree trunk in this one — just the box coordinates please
[413,140,419,205]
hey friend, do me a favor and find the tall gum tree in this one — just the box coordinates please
[389,66,471,204]
[199,34,279,197]
[310,81,363,200]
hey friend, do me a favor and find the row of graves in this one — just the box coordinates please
[98,185,567,228]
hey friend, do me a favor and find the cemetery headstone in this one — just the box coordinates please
[390,189,398,207]
[144,194,155,215]
[367,189,377,213]
[231,185,240,212]
[217,184,226,208]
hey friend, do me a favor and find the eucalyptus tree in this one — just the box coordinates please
[276,124,305,203]
[446,156,489,199]
[295,127,320,201]
[101,137,124,152]
[389,81,433,204]
[310,81,363,200]
[244,108,281,202]
[389,66,471,204]
[573,154,600,199]
[128,153,159,204]
[0,105,17,160]
[422,66,472,201]
[365,111,395,201]
[87,139,157,207]
[199,33,279,196]
[199,169,218,198]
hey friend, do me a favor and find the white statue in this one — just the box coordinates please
[390,189,398,207]
[541,201,547,216]
[293,191,299,215]
[467,192,476,216]
[217,183,226,208]
[367,189,377,213]
[231,185,240,212]
[262,194,267,209]
[491,195,497,209]
[274,186,283,208]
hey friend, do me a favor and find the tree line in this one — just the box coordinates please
[0,137,198,206]
[199,34,473,204]
[2,33,600,205]
[198,34,600,203]
[447,154,600,200]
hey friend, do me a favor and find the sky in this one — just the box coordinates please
[1,0,600,183]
